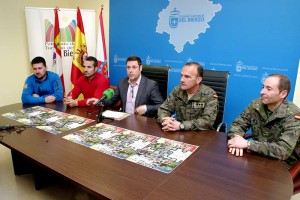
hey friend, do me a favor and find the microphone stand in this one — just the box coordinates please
[97,102,114,123]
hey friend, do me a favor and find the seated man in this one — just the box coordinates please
[22,56,63,104]
[88,56,164,118]
[157,62,218,131]
[64,56,109,107]
[227,74,300,169]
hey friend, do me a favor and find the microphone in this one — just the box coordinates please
[94,88,115,106]
[86,88,115,115]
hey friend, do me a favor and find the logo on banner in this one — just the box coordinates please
[145,55,162,65]
[44,19,76,57]
[186,57,205,67]
[113,54,126,64]
[169,8,180,28]
[168,8,204,29]
[261,72,269,83]
[236,61,243,72]
[235,60,258,72]
[156,0,222,53]
[187,57,193,62]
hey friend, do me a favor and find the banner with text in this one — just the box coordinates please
[25,7,96,93]
[109,0,300,125]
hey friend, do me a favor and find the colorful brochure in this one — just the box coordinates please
[2,106,94,135]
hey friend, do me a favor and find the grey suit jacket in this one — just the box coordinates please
[103,75,164,118]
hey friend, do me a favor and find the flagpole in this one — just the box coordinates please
[53,7,66,93]
[96,4,109,80]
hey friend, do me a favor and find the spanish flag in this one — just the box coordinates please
[53,7,65,93]
[71,7,87,86]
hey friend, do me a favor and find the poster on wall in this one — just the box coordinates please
[109,0,300,125]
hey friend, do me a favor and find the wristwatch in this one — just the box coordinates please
[247,140,251,151]
[179,123,185,130]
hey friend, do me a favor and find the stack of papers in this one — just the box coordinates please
[102,110,130,120]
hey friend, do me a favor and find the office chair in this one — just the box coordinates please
[290,161,300,194]
[141,65,170,100]
[202,70,230,132]
[289,115,300,194]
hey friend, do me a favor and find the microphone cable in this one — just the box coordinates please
[0,125,41,140]
[0,117,89,140]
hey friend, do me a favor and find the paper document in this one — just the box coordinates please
[102,110,130,120]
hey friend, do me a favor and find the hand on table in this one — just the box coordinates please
[87,98,99,106]
[135,105,146,116]
[45,95,56,103]
[161,117,181,132]
[227,134,248,157]
[63,97,78,107]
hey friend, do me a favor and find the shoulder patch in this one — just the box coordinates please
[295,113,300,120]
[23,84,28,89]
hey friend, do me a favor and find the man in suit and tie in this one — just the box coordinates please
[88,55,164,118]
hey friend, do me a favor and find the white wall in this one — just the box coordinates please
[293,59,300,107]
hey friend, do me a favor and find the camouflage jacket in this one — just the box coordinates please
[157,84,218,130]
[228,98,300,169]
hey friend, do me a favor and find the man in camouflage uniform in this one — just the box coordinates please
[227,74,300,169]
[157,62,218,131]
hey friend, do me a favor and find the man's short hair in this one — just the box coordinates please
[85,56,98,67]
[31,56,46,67]
[126,56,142,66]
[269,74,291,96]
[185,62,203,78]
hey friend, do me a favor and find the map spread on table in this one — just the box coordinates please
[63,123,199,173]
[2,106,94,135]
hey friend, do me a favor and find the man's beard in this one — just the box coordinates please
[36,73,46,80]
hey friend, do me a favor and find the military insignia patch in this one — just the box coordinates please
[192,102,205,108]
[23,84,28,89]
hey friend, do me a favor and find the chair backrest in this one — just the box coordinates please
[141,65,170,100]
[202,70,230,129]
[291,116,300,194]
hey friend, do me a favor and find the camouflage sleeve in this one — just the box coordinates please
[227,102,253,138]
[249,115,300,160]
[157,88,177,124]
[184,94,218,130]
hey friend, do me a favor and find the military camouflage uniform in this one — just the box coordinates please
[157,84,218,130]
[228,98,300,169]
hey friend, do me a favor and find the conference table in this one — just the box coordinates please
[0,103,293,200]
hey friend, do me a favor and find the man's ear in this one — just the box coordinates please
[196,77,202,84]
[280,90,288,99]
